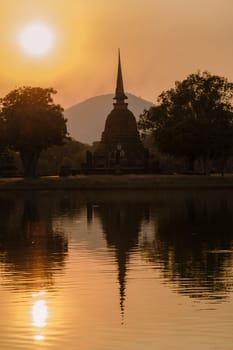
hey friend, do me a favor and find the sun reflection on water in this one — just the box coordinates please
[32,299,48,327]
[32,292,49,341]
[34,335,45,341]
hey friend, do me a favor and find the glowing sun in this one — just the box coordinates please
[19,23,55,57]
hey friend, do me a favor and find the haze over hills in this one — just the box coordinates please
[64,93,154,144]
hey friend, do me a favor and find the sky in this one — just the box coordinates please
[0,0,232,108]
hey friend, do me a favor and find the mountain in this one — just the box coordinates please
[64,93,154,144]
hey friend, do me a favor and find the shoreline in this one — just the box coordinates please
[1,174,233,191]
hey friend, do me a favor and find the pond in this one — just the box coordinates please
[0,190,232,349]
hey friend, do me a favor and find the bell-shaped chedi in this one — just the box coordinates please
[87,51,148,172]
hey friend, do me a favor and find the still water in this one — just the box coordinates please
[0,190,233,349]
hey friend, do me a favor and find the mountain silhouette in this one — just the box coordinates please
[64,93,153,144]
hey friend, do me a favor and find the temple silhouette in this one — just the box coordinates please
[85,51,149,173]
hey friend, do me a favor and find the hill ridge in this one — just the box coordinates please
[64,93,153,144]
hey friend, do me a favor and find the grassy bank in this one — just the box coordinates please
[0,174,233,190]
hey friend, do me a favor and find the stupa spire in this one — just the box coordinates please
[114,49,128,104]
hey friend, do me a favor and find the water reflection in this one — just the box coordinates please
[32,299,48,327]
[0,191,232,314]
[31,293,49,342]
[82,191,233,305]
[0,193,68,291]
[34,335,45,341]
[92,199,148,320]
[0,191,233,349]
[140,191,233,300]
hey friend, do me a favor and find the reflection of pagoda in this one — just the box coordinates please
[86,51,148,173]
[93,201,145,322]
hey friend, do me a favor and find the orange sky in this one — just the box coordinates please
[0,0,232,108]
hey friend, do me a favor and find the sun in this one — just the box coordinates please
[19,23,55,57]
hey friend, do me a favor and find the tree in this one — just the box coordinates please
[138,72,233,174]
[38,139,90,176]
[0,87,67,177]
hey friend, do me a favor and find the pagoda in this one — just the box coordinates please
[86,51,148,173]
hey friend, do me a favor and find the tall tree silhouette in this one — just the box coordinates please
[139,72,233,174]
[1,87,67,177]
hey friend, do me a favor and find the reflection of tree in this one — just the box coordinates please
[141,192,233,300]
[1,188,233,308]
[94,200,147,321]
[0,193,69,291]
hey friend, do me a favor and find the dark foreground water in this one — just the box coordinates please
[0,190,233,349]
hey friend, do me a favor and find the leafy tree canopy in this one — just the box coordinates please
[0,87,67,177]
[138,71,233,173]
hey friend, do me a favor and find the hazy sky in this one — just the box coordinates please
[0,0,232,108]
